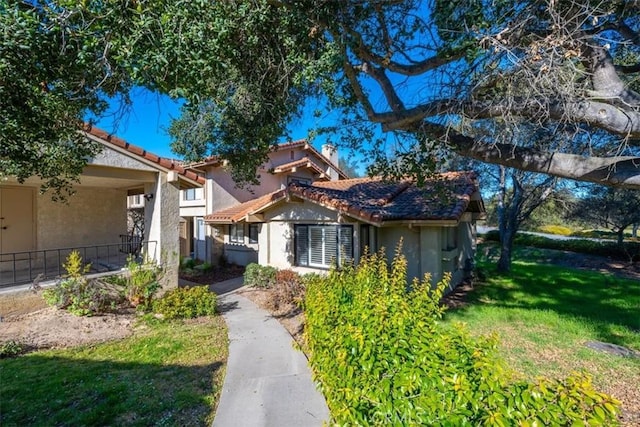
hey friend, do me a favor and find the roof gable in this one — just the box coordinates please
[184,139,348,180]
[84,126,205,187]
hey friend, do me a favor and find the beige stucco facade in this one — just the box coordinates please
[250,199,477,288]
[1,135,200,288]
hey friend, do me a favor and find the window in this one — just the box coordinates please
[249,224,259,244]
[183,188,198,201]
[360,224,378,255]
[295,225,353,268]
[443,227,458,251]
[196,218,205,240]
[133,194,141,205]
[230,224,244,243]
[288,176,311,186]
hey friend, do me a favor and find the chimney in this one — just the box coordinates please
[321,143,339,180]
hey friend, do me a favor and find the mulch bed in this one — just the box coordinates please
[179,264,245,285]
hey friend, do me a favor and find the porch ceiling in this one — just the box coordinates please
[79,165,156,189]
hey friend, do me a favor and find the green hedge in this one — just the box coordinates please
[483,230,640,261]
[244,263,277,288]
[153,286,217,320]
[304,249,619,425]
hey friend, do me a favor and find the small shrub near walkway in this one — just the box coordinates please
[304,249,620,425]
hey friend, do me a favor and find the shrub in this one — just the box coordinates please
[123,256,163,310]
[265,269,305,311]
[244,263,277,288]
[0,340,24,358]
[180,257,196,270]
[194,262,213,273]
[42,251,109,316]
[304,247,619,425]
[538,224,573,235]
[153,286,217,320]
[483,230,640,261]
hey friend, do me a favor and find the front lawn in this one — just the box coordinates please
[1,316,227,426]
[443,260,640,421]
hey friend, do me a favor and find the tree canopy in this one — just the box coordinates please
[2,0,640,193]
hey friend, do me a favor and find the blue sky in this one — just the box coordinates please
[94,87,346,161]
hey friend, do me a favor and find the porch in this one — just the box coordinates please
[0,240,157,289]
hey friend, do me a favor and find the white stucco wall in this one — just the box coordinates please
[36,187,127,250]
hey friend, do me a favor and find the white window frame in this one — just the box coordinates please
[229,223,244,243]
[248,223,259,244]
[295,224,353,268]
[183,188,198,201]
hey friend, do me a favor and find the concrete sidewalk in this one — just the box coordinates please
[212,285,329,427]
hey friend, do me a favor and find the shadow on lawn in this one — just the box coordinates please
[1,355,223,426]
[450,261,640,348]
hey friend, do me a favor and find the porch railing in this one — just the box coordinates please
[0,241,157,288]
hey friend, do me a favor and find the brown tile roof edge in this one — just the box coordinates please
[273,157,329,178]
[204,189,288,223]
[83,125,205,185]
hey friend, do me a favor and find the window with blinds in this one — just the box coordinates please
[294,224,353,268]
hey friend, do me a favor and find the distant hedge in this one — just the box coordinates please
[483,230,640,261]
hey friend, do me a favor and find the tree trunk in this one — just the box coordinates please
[633,224,638,238]
[496,167,520,273]
[617,227,625,248]
[497,227,516,272]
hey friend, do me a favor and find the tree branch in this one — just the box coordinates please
[421,123,640,189]
[356,62,405,112]
[345,26,463,76]
[377,97,640,138]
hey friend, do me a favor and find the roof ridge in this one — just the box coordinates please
[373,180,412,206]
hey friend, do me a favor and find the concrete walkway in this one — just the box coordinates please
[210,278,329,427]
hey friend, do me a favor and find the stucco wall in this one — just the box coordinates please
[144,176,181,288]
[90,146,157,171]
[378,227,422,282]
[36,187,127,250]
[265,200,339,222]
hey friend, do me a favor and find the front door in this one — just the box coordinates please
[0,187,35,254]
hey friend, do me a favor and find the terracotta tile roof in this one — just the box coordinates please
[288,172,481,225]
[272,157,328,178]
[84,125,205,186]
[205,189,287,223]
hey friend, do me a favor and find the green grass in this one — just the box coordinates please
[443,258,640,414]
[1,316,227,426]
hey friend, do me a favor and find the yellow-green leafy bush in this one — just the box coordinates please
[538,224,573,235]
[153,286,217,320]
[304,248,619,425]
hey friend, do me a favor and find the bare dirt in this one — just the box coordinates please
[0,306,138,352]
[0,266,245,354]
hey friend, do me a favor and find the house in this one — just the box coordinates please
[0,126,204,288]
[178,141,347,264]
[204,171,485,288]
